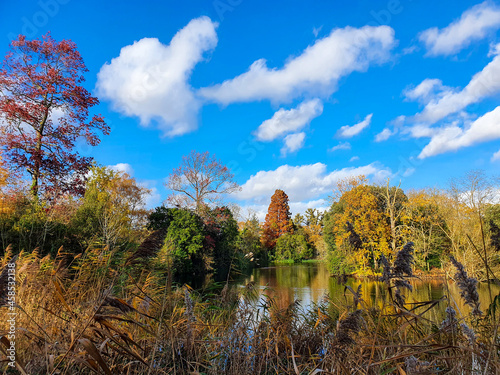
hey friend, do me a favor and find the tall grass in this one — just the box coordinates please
[1,244,499,374]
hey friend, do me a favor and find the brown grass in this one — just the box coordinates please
[0,247,499,374]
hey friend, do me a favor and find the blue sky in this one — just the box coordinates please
[1,0,500,219]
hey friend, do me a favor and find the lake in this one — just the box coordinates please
[233,262,500,319]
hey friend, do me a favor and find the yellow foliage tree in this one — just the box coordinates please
[73,165,151,248]
[333,177,391,270]
[402,189,449,270]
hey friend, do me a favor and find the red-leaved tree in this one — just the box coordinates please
[166,151,240,213]
[262,189,293,249]
[0,33,109,198]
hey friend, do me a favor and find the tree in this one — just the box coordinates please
[402,189,450,269]
[302,208,326,258]
[72,165,150,248]
[262,189,293,249]
[448,170,499,286]
[376,179,406,253]
[332,178,391,270]
[0,33,109,198]
[275,233,312,262]
[304,208,323,227]
[160,208,206,277]
[165,150,240,213]
[202,206,239,279]
[239,214,264,264]
[292,213,305,227]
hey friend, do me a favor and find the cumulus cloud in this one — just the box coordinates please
[199,25,395,104]
[329,142,351,152]
[96,16,218,137]
[236,163,391,203]
[411,50,500,124]
[254,99,323,141]
[375,128,394,142]
[281,132,306,156]
[337,114,372,138]
[419,1,500,56]
[419,105,500,158]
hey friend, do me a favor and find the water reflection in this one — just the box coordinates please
[234,263,499,319]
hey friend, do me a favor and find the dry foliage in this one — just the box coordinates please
[0,246,499,374]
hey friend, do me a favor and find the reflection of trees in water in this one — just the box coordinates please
[253,264,320,289]
[238,263,500,318]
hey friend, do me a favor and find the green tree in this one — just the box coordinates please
[275,232,312,262]
[292,213,305,228]
[161,208,206,277]
[202,206,240,279]
[323,203,355,274]
[147,205,174,230]
[239,215,265,265]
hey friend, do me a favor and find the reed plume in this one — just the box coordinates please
[449,255,482,316]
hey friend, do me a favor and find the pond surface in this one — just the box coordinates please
[233,262,500,319]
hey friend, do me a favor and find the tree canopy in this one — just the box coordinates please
[165,150,240,213]
[262,189,293,249]
[0,33,109,198]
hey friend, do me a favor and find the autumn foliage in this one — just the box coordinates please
[0,33,109,198]
[332,177,391,270]
[262,189,293,249]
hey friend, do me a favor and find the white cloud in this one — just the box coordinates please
[236,162,391,204]
[289,199,329,216]
[492,149,500,161]
[199,25,395,104]
[407,123,439,138]
[254,99,323,141]
[349,156,360,162]
[375,128,394,142]
[412,50,500,124]
[337,114,372,138]
[329,142,351,152]
[109,163,134,176]
[404,79,452,104]
[419,105,500,158]
[281,132,306,156]
[419,1,500,56]
[96,17,218,137]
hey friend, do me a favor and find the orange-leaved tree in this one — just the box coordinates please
[262,189,293,249]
